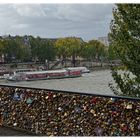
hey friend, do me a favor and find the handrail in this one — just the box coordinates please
[0,84,140,101]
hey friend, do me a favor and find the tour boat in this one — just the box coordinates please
[1,68,37,79]
[13,68,37,75]
[0,69,13,79]
[7,69,82,81]
[64,67,90,73]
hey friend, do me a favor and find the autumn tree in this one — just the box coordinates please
[67,37,81,67]
[0,40,4,56]
[55,38,69,67]
[55,37,82,67]
[109,4,140,97]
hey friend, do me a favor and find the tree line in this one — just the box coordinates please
[0,35,118,66]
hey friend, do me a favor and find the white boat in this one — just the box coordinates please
[0,69,13,79]
[13,68,37,75]
[65,67,90,73]
[7,69,82,81]
[5,68,37,80]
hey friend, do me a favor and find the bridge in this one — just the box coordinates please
[0,84,140,136]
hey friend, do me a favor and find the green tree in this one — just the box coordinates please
[109,4,140,97]
[14,36,31,62]
[108,45,118,61]
[2,39,20,62]
[0,40,5,62]
[83,40,106,66]
[29,36,41,62]
[38,40,56,69]
[17,45,31,62]
[82,41,95,61]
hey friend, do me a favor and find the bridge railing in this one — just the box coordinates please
[0,85,140,136]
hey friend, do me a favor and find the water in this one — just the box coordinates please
[0,70,114,96]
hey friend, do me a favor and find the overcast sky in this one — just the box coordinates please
[0,4,114,41]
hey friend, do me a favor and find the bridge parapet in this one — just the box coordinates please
[0,85,140,136]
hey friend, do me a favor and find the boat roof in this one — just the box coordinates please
[66,67,88,70]
[15,69,36,71]
[24,69,67,75]
[0,70,10,72]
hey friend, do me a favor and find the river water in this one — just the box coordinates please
[0,70,115,96]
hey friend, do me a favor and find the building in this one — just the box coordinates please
[98,36,109,46]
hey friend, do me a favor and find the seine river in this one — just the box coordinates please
[0,70,115,96]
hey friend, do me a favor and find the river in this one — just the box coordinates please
[0,70,115,96]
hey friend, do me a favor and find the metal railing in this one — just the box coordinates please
[0,85,140,136]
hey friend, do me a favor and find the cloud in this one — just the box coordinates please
[11,24,29,29]
[0,4,114,40]
[11,4,46,17]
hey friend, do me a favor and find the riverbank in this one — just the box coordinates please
[90,66,111,72]
[0,61,114,71]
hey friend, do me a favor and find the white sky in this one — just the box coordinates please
[0,4,114,41]
[0,3,114,40]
